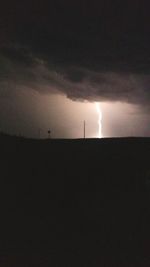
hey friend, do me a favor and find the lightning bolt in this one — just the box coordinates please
[95,102,103,138]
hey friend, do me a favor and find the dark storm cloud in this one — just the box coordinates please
[1,0,150,69]
[0,44,150,108]
[1,1,150,106]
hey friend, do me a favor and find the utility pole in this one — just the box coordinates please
[38,128,41,139]
[84,120,86,139]
[48,129,51,139]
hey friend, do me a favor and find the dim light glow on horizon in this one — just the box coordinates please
[3,90,149,139]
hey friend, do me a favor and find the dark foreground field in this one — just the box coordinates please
[0,134,150,266]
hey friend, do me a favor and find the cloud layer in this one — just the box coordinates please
[0,45,150,108]
[1,1,150,108]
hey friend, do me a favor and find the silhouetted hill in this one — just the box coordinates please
[0,133,150,266]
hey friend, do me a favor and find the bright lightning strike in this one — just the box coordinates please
[95,102,103,138]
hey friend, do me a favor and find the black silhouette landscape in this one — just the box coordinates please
[0,133,150,266]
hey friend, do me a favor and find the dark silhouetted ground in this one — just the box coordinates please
[0,133,150,266]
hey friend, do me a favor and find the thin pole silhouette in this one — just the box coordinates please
[38,128,41,139]
[48,130,51,139]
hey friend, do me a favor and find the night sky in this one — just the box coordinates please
[1,0,150,138]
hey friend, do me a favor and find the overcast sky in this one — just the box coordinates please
[0,1,150,138]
